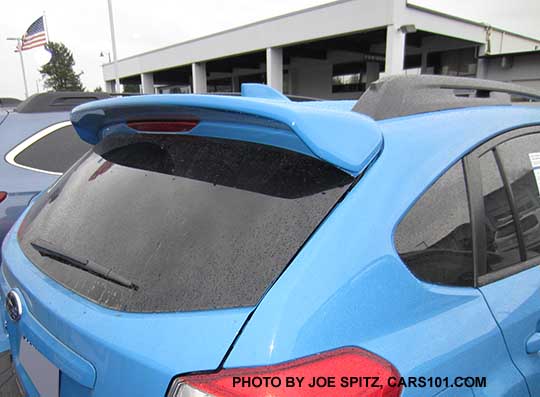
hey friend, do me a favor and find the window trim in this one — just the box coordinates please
[395,159,475,287]
[4,121,71,176]
[463,155,485,284]
[465,125,540,286]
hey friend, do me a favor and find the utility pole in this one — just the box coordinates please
[107,0,120,93]
[7,37,29,99]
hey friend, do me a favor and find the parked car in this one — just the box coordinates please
[0,98,22,110]
[2,76,540,397]
[0,91,109,247]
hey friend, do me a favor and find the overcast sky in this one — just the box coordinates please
[1,0,539,99]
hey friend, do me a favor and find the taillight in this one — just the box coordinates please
[0,192,7,203]
[168,347,402,397]
[127,120,198,132]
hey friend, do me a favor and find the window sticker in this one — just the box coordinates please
[528,152,540,194]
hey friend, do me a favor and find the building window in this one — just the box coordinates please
[426,47,477,76]
[238,73,266,86]
[404,54,422,70]
[207,77,233,93]
[332,62,366,93]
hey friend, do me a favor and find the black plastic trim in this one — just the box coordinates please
[15,92,110,113]
[463,155,486,282]
[478,256,540,286]
[492,147,527,261]
[354,75,540,120]
[469,125,540,285]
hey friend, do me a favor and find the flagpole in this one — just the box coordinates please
[7,37,29,99]
[107,0,120,93]
[43,11,50,42]
[18,40,29,99]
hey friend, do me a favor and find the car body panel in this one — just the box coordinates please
[0,110,8,126]
[480,265,540,396]
[1,213,252,396]
[3,99,540,396]
[224,106,540,396]
[0,192,39,256]
[0,112,67,256]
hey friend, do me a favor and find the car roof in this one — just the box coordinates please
[0,97,22,109]
[15,91,110,113]
[354,75,540,120]
[378,105,540,186]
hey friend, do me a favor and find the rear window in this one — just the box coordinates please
[14,125,91,173]
[19,133,353,312]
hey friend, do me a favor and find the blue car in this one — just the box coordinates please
[0,92,109,248]
[2,76,540,397]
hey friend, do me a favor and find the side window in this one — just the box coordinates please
[497,134,540,258]
[14,124,91,173]
[395,161,473,286]
[479,150,522,272]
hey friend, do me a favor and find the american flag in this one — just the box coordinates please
[16,16,47,52]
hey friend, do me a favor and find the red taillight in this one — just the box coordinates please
[168,347,402,397]
[0,192,7,204]
[127,120,198,132]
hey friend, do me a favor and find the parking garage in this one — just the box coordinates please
[105,0,540,98]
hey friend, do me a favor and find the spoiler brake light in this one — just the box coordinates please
[127,120,198,132]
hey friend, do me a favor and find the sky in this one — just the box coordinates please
[1,0,539,99]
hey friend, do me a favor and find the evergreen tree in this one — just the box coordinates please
[40,42,84,91]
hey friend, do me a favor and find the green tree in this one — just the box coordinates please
[93,86,103,92]
[40,42,84,91]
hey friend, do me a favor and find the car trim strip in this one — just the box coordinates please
[469,125,540,285]
[492,146,527,262]
[4,121,71,176]
[463,155,486,284]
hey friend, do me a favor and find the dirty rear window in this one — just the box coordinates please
[19,133,353,312]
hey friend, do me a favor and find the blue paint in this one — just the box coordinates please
[1,212,252,396]
[0,111,66,257]
[225,106,540,397]
[70,89,383,174]
[2,92,540,396]
[241,83,290,101]
[480,264,540,396]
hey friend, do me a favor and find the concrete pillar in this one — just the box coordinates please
[476,58,488,79]
[385,25,406,75]
[420,51,428,74]
[105,80,116,93]
[192,62,207,93]
[476,45,488,79]
[366,62,380,85]
[141,72,154,94]
[231,72,240,92]
[266,47,283,92]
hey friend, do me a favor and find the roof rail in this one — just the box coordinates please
[353,75,540,120]
[15,91,110,113]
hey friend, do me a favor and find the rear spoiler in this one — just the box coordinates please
[71,84,382,175]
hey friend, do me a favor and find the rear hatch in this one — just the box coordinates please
[1,91,382,396]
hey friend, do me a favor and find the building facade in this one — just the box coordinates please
[102,0,540,98]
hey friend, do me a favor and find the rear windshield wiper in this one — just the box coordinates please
[30,239,138,291]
